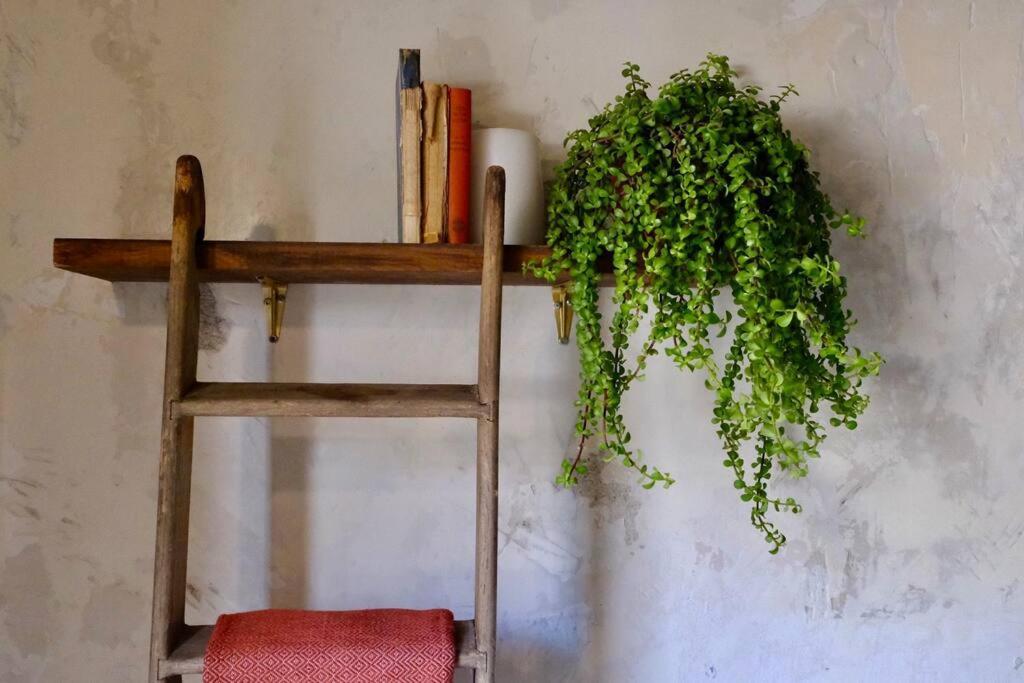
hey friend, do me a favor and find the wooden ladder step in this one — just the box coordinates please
[158,619,485,678]
[173,382,488,418]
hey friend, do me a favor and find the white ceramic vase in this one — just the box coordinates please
[470,128,545,245]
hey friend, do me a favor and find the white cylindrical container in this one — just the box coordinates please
[470,128,545,244]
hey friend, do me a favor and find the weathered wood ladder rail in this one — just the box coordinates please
[149,155,505,682]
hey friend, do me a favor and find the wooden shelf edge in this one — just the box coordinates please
[52,238,583,286]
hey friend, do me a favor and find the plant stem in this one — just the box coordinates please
[565,394,593,483]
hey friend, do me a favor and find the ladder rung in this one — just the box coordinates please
[158,619,485,678]
[174,382,488,418]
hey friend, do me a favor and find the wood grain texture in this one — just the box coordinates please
[150,155,204,683]
[52,239,612,285]
[473,166,504,682]
[174,382,487,418]
[159,619,485,677]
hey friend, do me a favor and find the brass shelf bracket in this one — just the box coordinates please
[552,282,573,345]
[258,277,288,343]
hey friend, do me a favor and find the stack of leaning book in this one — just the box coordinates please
[396,48,472,244]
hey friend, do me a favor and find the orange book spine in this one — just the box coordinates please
[446,88,472,244]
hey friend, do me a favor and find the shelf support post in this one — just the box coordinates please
[150,155,204,683]
[475,166,505,683]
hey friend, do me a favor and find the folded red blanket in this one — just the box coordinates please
[203,608,456,683]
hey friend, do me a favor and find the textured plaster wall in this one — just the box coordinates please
[2,1,1023,681]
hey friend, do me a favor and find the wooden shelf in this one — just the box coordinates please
[52,238,586,286]
[158,619,485,678]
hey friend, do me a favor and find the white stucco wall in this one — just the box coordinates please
[2,1,1023,681]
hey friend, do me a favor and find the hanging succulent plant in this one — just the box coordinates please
[530,54,882,552]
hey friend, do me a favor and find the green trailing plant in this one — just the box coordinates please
[529,54,882,553]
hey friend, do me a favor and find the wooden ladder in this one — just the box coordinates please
[149,156,505,682]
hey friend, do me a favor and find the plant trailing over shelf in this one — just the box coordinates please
[529,54,882,553]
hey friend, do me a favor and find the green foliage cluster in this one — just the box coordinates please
[530,55,882,552]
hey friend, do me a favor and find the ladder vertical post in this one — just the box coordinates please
[149,156,205,682]
[475,166,504,682]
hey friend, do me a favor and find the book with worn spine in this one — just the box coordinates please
[396,49,422,243]
[421,82,449,244]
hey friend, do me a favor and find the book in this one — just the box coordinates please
[421,82,449,244]
[446,88,472,244]
[396,49,422,243]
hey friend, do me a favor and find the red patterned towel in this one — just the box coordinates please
[203,609,456,683]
